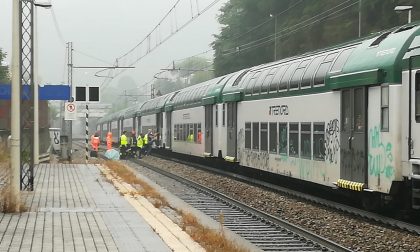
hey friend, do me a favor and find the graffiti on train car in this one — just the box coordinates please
[368,126,394,179]
[237,128,269,169]
[268,105,289,116]
[325,119,340,164]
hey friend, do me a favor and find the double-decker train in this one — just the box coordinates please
[97,22,420,211]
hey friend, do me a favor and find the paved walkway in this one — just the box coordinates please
[0,163,171,252]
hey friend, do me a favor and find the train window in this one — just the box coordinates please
[381,86,389,131]
[370,32,391,47]
[245,123,251,149]
[239,72,253,89]
[269,122,277,153]
[174,125,178,141]
[279,123,288,155]
[255,69,270,95]
[330,47,355,73]
[354,88,365,132]
[314,52,338,86]
[179,124,183,141]
[193,124,198,143]
[245,72,261,96]
[270,64,288,93]
[227,103,233,127]
[301,123,311,159]
[189,124,194,142]
[232,70,248,86]
[290,59,311,90]
[342,90,351,132]
[252,122,260,150]
[417,73,420,122]
[262,67,278,93]
[222,104,226,126]
[215,105,218,127]
[197,124,202,144]
[185,124,189,141]
[301,56,324,88]
[313,123,325,160]
[280,62,299,91]
[261,123,268,152]
[314,62,332,86]
[289,123,299,157]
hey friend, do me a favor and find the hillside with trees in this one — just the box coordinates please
[0,48,10,83]
[212,0,420,76]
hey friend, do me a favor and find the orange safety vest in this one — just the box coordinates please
[197,131,202,144]
[106,132,113,150]
[92,137,100,151]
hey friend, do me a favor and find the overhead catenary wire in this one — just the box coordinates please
[227,0,304,42]
[221,0,359,57]
[99,0,222,90]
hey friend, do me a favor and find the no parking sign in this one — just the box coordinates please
[64,102,77,120]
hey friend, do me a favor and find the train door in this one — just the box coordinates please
[166,112,172,149]
[156,113,163,146]
[411,71,420,158]
[205,105,213,155]
[340,87,367,183]
[226,102,237,158]
[137,116,141,134]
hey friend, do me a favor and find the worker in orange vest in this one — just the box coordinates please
[91,132,100,157]
[106,132,113,150]
[197,130,202,144]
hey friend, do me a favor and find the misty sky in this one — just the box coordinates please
[0,0,228,95]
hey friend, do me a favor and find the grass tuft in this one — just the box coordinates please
[103,160,249,252]
[0,143,28,213]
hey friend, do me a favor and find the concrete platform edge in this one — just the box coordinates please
[123,160,263,252]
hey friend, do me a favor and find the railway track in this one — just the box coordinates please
[152,152,420,236]
[130,157,350,252]
[81,142,348,251]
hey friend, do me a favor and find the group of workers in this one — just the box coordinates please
[89,129,157,160]
[119,129,156,159]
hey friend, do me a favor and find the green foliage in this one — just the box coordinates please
[153,56,214,96]
[213,0,420,76]
[0,48,10,83]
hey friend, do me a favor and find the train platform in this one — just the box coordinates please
[0,163,202,252]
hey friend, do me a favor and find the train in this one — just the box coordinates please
[96,22,420,211]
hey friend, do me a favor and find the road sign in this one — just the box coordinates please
[64,102,77,120]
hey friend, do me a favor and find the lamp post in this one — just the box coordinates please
[33,2,52,165]
[394,5,413,24]
[270,14,277,61]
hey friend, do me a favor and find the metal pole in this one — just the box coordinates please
[358,0,362,37]
[10,0,21,212]
[274,15,277,61]
[34,7,39,165]
[408,10,412,23]
[85,104,89,163]
[67,42,73,161]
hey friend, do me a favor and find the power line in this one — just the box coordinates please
[228,0,304,42]
[221,0,358,56]
[73,49,113,65]
[99,0,222,90]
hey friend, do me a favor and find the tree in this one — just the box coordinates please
[153,56,214,95]
[0,48,10,83]
[212,0,420,77]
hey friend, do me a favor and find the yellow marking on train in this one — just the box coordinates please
[336,179,365,191]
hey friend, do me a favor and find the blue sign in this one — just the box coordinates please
[0,83,70,101]
[39,85,70,100]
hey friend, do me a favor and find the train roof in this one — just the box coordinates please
[139,92,175,116]
[124,102,144,118]
[222,22,420,102]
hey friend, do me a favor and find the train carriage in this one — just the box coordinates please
[138,93,175,147]
[97,22,420,210]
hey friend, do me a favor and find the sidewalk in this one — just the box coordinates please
[0,163,172,252]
